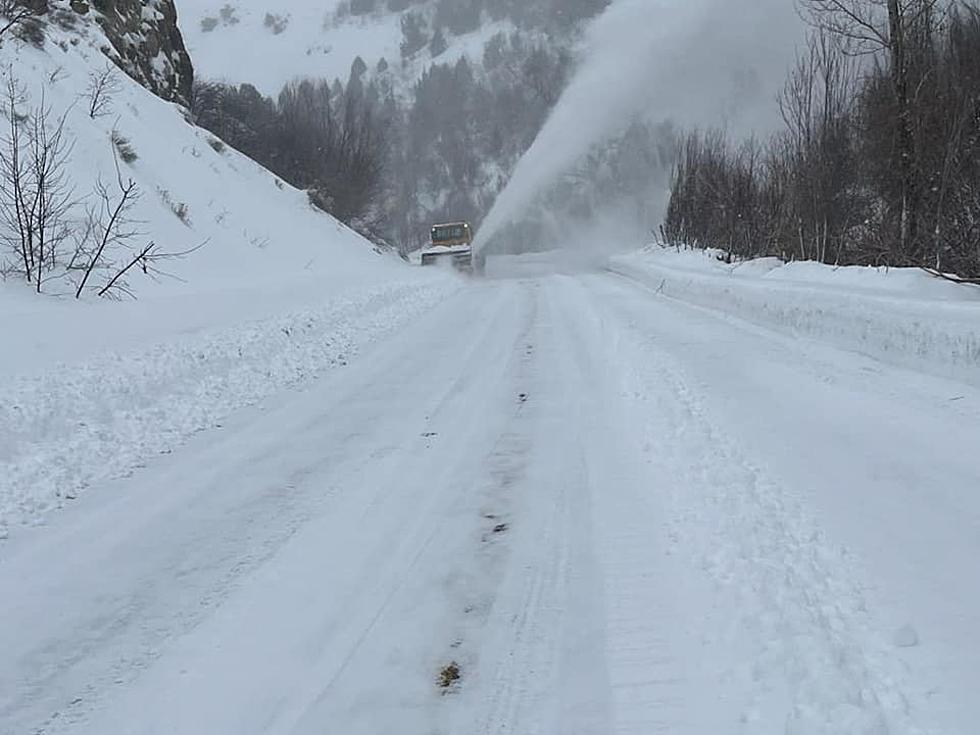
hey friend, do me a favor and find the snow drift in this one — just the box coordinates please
[611,248,980,387]
[0,10,455,534]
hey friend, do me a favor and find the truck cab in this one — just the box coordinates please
[420,222,477,273]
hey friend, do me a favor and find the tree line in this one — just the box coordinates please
[663,0,980,281]
[191,29,575,252]
[190,65,391,235]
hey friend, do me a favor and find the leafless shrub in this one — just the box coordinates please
[69,150,209,299]
[0,74,76,292]
[96,238,209,300]
[173,201,188,224]
[0,69,209,299]
[111,128,137,163]
[219,4,239,25]
[50,7,80,31]
[71,153,140,298]
[157,187,190,225]
[85,64,121,119]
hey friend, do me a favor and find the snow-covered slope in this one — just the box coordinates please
[4,6,410,300]
[0,9,456,533]
[180,0,519,95]
[182,0,398,94]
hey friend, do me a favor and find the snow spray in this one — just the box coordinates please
[475,0,802,252]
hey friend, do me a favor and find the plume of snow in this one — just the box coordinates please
[476,0,803,251]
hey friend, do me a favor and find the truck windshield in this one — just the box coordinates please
[432,225,468,243]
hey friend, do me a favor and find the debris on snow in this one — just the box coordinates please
[893,625,921,649]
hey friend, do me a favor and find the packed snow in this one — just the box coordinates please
[611,247,980,386]
[3,254,979,734]
[2,3,979,735]
[0,13,458,534]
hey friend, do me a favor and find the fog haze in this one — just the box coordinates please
[477,0,804,250]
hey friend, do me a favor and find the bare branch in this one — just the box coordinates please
[85,64,121,120]
[98,240,155,298]
[0,1,35,44]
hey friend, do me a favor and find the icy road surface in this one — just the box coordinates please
[2,263,978,734]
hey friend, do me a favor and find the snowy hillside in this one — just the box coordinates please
[181,0,518,95]
[179,0,605,250]
[3,6,413,299]
[183,1,400,94]
[0,7,455,534]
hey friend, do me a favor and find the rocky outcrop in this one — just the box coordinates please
[76,0,193,106]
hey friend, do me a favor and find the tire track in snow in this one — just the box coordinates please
[0,280,457,536]
[581,272,929,734]
[1,284,520,735]
[457,278,614,735]
[456,282,572,735]
[550,275,693,734]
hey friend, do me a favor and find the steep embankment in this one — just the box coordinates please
[0,1,456,533]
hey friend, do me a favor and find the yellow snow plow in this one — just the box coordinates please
[420,222,483,274]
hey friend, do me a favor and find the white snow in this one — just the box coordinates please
[611,246,980,386]
[476,0,803,249]
[180,0,516,97]
[0,279,453,532]
[3,257,978,733]
[182,0,400,94]
[0,14,458,533]
[2,7,979,735]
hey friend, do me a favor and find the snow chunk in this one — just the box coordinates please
[893,625,920,649]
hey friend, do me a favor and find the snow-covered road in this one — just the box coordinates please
[2,264,978,734]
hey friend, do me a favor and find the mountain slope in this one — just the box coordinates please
[0,3,454,532]
[3,2,409,297]
[182,0,407,96]
[178,0,607,249]
[179,0,583,95]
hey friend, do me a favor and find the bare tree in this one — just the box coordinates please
[99,238,211,299]
[1,75,76,291]
[665,3,980,279]
[0,0,35,44]
[73,152,139,298]
[85,64,121,120]
[800,0,943,256]
[97,240,155,298]
[25,92,74,291]
[778,28,860,263]
[0,73,31,279]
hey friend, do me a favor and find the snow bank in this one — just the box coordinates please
[0,13,460,534]
[0,279,455,534]
[610,248,980,386]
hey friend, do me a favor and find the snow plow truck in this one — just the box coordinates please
[420,222,485,274]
